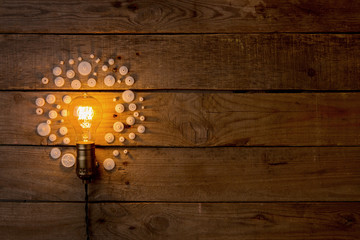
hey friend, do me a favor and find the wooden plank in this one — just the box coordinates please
[2,145,359,202]
[0,202,85,240]
[1,0,360,33]
[89,147,360,201]
[1,34,360,90]
[0,146,84,201]
[89,202,360,240]
[2,91,360,146]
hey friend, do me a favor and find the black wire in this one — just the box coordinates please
[85,183,90,240]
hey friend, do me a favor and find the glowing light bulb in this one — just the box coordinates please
[68,94,102,143]
[77,106,95,132]
[68,94,103,183]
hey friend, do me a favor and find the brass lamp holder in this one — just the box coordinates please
[76,142,98,183]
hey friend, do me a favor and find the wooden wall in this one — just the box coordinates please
[1,1,360,239]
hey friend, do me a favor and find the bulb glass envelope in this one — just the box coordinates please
[67,94,103,143]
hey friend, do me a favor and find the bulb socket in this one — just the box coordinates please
[76,142,96,183]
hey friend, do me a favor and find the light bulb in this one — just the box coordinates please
[68,93,103,183]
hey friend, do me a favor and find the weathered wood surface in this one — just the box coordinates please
[90,202,360,240]
[0,146,83,201]
[1,0,360,34]
[89,147,360,201]
[2,146,359,202]
[1,92,360,146]
[0,202,85,240]
[1,34,360,90]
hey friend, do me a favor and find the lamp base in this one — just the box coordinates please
[76,142,97,184]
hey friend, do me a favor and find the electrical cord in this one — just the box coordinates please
[85,183,90,240]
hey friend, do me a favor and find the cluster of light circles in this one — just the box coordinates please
[35,53,148,171]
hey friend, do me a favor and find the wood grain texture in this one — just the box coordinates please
[2,146,359,202]
[0,202,85,240]
[1,0,360,33]
[89,202,360,240]
[89,147,360,201]
[2,92,360,146]
[1,34,360,90]
[0,146,84,201]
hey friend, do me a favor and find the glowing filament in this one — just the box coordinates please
[77,106,94,128]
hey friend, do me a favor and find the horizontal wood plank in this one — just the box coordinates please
[89,202,360,240]
[0,146,360,202]
[0,202,85,240]
[2,92,360,146]
[2,145,358,202]
[89,147,360,201]
[1,34,360,90]
[1,0,360,33]
[0,146,84,201]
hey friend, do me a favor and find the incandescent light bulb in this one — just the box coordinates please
[68,93,103,183]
